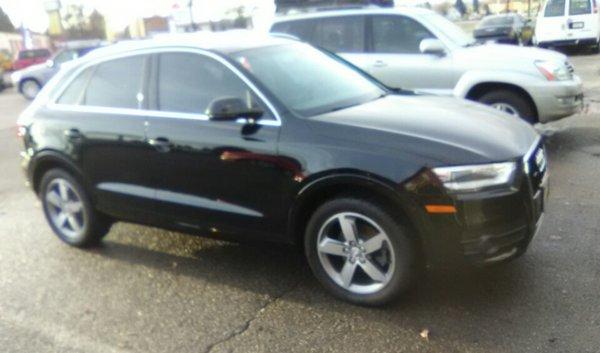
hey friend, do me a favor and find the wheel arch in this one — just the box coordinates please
[465,81,539,121]
[30,150,86,195]
[18,77,41,93]
[287,172,423,253]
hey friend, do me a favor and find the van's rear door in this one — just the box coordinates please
[536,0,568,43]
[566,0,599,41]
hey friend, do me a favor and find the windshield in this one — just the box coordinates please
[423,13,476,47]
[479,16,514,27]
[233,43,385,117]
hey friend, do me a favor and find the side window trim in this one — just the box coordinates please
[48,48,281,127]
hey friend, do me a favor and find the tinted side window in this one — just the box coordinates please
[157,53,271,119]
[84,55,145,109]
[569,0,591,15]
[313,16,365,53]
[545,0,566,16]
[372,15,435,54]
[271,19,315,40]
[57,67,94,105]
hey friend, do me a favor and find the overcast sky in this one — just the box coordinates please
[0,0,276,33]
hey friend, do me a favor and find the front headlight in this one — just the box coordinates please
[432,162,517,192]
[534,60,571,81]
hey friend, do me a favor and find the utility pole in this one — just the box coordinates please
[188,0,197,31]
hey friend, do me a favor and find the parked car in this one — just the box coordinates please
[17,32,547,305]
[0,67,4,92]
[0,48,13,71]
[535,0,600,50]
[474,13,534,45]
[270,7,583,123]
[12,48,52,71]
[12,45,100,100]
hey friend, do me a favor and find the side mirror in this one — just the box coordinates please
[419,39,446,56]
[206,97,264,122]
[46,59,55,68]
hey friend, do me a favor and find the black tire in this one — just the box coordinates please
[19,79,41,100]
[39,168,111,247]
[304,197,416,306]
[478,89,536,124]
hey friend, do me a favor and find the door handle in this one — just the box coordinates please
[64,128,83,140]
[373,60,388,68]
[148,137,171,152]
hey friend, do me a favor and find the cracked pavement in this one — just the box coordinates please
[1,52,599,353]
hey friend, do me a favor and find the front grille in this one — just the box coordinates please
[565,61,575,74]
[525,145,547,193]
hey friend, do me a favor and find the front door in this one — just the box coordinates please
[144,51,288,239]
[366,15,459,95]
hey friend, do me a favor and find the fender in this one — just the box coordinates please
[453,70,539,101]
[287,170,424,244]
[29,149,86,193]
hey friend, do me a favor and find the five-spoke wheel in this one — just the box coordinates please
[305,198,415,306]
[317,212,395,294]
[40,169,111,247]
[45,178,86,240]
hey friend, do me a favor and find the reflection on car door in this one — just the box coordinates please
[144,51,290,240]
[366,14,459,94]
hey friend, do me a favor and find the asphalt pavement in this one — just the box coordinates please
[0,53,599,353]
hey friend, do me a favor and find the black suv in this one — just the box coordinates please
[18,32,547,305]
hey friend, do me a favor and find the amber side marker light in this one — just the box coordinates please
[425,205,457,214]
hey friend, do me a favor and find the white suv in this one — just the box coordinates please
[535,0,600,50]
[271,7,583,123]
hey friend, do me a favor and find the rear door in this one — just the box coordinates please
[271,15,372,74]
[310,15,373,72]
[566,0,599,41]
[537,0,568,42]
[48,54,155,221]
[366,14,459,94]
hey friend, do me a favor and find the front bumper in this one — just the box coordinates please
[529,76,584,123]
[407,141,548,266]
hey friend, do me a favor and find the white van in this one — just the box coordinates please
[535,0,600,50]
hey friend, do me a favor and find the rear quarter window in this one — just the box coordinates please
[271,19,316,40]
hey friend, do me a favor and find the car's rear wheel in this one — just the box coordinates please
[304,198,416,306]
[40,169,111,247]
[478,89,536,123]
[20,79,41,100]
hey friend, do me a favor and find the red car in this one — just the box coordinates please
[12,48,52,70]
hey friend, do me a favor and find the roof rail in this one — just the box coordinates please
[270,32,301,41]
[276,3,388,15]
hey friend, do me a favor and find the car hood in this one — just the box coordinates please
[310,94,539,165]
[458,43,567,63]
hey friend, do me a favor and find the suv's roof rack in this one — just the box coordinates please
[276,2,392,15]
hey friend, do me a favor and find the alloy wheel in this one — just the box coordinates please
[45,178,86,240]
[22,81,40,99]
[491,102,520,117]
[316,212,395,294]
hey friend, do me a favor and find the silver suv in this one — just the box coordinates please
[271,7,583,123]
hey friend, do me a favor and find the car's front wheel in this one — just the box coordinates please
[304,198,416,306]
[20,79,41,100]
[478,89,536,123]
[40,169,111,247]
